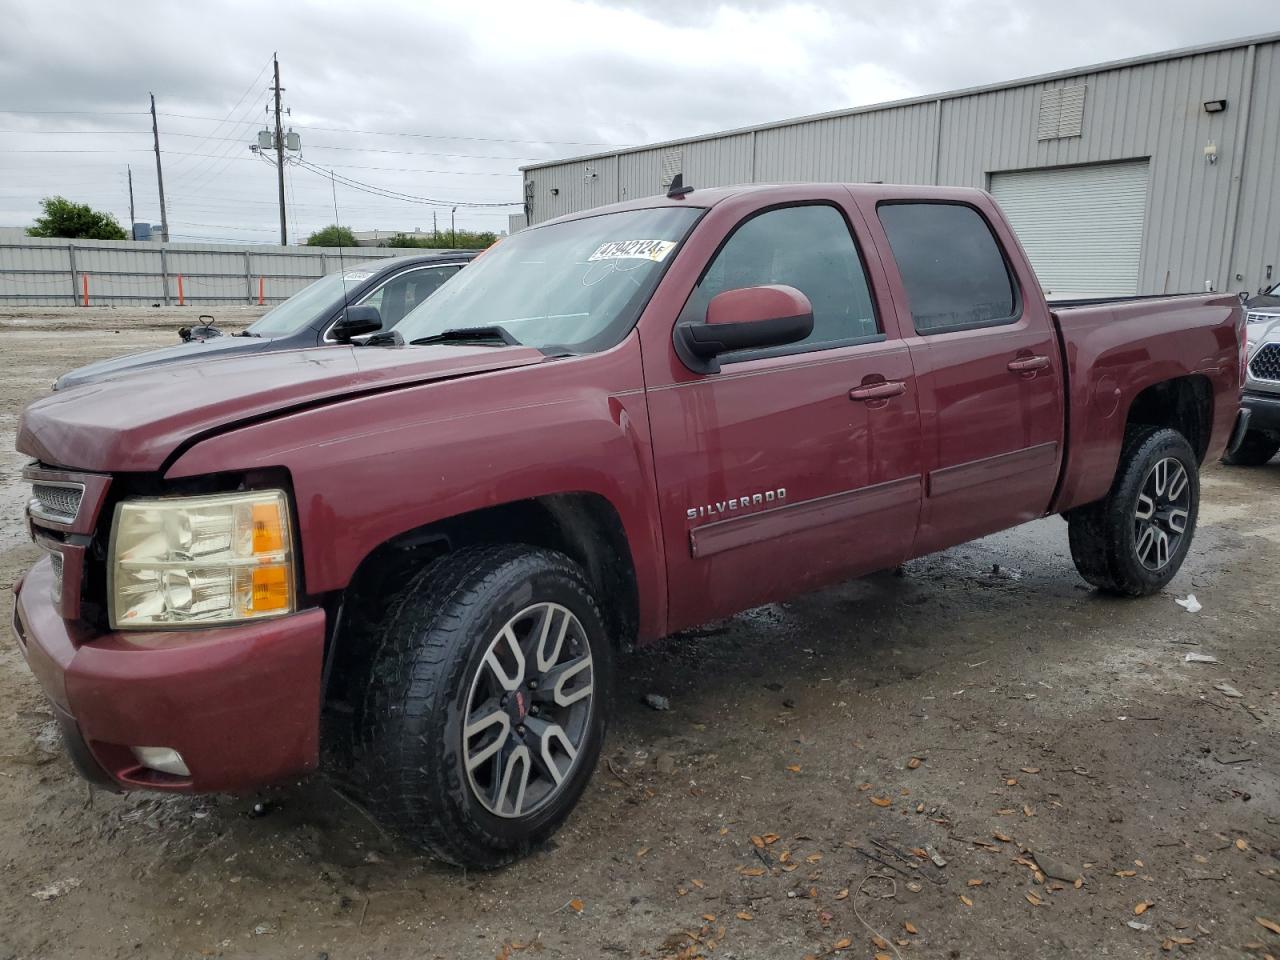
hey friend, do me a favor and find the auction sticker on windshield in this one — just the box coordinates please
[587,239,677,263]
[343,271,374,282]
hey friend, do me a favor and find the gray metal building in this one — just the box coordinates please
[520,32,1280,299]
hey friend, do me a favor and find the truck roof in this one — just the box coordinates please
[534,182,995,228]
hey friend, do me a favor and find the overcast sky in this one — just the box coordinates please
[1,0,1276,243]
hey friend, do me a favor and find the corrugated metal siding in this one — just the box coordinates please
[0,236,405,305]
[522,37,1278,297]
[1232,42,1280,293]
[754,103,936,184]
[992,160,1150,298]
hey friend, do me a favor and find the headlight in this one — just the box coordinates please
[109,490,294,629]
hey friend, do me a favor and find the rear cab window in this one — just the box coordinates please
[876,202,1019,335]
[678,203,881,362]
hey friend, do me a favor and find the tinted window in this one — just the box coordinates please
[877,202,1016,334]
[678,204,879,356]
[362,265,461,329]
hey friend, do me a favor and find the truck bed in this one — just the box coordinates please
[1048,291,1243,514]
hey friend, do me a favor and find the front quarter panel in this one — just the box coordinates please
[163,340,667,643]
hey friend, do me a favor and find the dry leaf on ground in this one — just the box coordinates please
[1255,916,1280,935]
[870,796,892,807]
[786,764,802,773]
[835,888,849,900]
[1025,892,1043,906]
[960,895,974,906]
[904,921,918,934]
[735,911,753,921]
[569,899,585,913]
[1135,901,1154,915]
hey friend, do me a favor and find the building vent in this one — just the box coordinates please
[1037,84,1087,140]
[661,150,683,189]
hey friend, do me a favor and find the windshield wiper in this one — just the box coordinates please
[410,325,521,347]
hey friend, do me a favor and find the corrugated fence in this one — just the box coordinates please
[0,237,410,307]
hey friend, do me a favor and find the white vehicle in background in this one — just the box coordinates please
[1228,296,1280,465]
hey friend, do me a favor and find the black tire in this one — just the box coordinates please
[1067,426,1200,596]
[349,544,612,868]
[1221,430,1280,466]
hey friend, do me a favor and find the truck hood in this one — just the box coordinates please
[19,343,547,473]
[54,334,278,391]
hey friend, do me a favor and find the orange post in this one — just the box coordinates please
[177,274,184,306]
[257,276,264,305]
[81,273,89,307]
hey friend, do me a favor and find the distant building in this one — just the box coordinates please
[521,31,1280,299]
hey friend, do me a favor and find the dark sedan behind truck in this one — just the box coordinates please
[54,250,477,390]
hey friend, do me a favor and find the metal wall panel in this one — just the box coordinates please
[1232,42,1280,294]
[522,36,1278,296]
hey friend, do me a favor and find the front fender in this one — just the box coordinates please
[165,340,667,642]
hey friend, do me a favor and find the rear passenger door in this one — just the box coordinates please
[644,199,923,633]
[869,198,1064,555]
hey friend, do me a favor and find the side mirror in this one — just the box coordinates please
[674,284,814,373]
[330,305,382,342]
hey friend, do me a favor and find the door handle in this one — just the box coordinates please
[1008,355,1051,373]
[849,380,907,402]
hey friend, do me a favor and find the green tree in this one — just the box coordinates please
[384,229,497,250]
[27,196,127,240]
[306,224,359,247]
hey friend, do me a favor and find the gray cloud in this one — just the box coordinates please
[2,0,1276,241]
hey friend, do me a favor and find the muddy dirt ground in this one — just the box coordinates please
[0,319,1276,960]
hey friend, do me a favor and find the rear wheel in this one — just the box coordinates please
[349,544,611,867]
[1067,427,1199,596]
[1221,430,1280,466]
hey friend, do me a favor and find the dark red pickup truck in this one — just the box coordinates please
[13,182,1246,867]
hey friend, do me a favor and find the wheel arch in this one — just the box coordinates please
[1123,374,1214,464]
[323,492,639,702]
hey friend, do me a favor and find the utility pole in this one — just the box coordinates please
[272,53,287,246]
[451,206,457,248]
[149,93,169,243]
[126,165,136,238]
[432,211,438,241]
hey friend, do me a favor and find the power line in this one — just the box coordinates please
[293,157,520,207]
[0,109,148,116]
[159,113,633,148]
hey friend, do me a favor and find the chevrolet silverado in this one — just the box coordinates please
[12,182,1247,867]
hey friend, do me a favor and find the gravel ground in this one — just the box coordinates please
[0,324,1277,960]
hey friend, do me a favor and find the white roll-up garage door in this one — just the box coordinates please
[990,160,1150,300]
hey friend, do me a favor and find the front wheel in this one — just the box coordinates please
[350,544,612,868]
[1067,427,1199,596]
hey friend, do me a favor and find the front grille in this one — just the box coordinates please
[1250,343,1280,383]
[29,481,84,524]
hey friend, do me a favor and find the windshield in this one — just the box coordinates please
[392,206,702,352]
[247,271,366,337]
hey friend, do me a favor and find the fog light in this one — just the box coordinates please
[131,746,190,777]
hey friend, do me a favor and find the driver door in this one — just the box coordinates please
[643,200,923,633]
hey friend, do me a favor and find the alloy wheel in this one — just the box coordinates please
[1133,456,1191,571]
[462,602,595,818]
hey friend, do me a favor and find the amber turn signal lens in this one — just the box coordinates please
[250,565,291,613]
[252,502,285,553]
